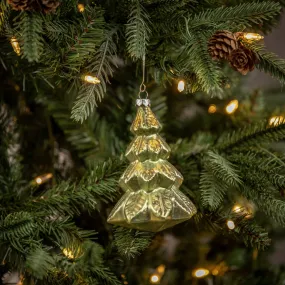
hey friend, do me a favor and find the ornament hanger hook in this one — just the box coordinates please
[138,54,149,99]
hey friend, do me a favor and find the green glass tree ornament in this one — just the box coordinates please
[108,99,197,232]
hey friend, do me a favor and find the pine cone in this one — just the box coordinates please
[41,0,60,13]
[229,46,258,75]
[208,30,239,60]
[8,0,35,11]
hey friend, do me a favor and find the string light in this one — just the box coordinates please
[149,265,165,284]
[232,202,254,219]
[208,104,217,114]
[121,274,128,284]
[210,261,229,277]
[225,99,239,114]
[156,265,165,274]
[77,3,85,12]
[83,75,101,84]
[212,269,219,276]
[34,173,53,185]
[62,248,74,259]
[192,268,210,278]
[10,37,21,55]
[232,204,242,213]
[269,115,284,126]
[150,274,160,283]
[227,220,235,230]
[242,33,264,41]
[177,80,185,92]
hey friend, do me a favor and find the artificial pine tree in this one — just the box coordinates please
[1,0,285,284]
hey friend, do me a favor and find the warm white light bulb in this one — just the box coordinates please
[225,100,238,114]
[232,204,242,213]
[193,268,210,278]
[83,75,101,84]
[177,80,185,92]
[150,274,159,283]
[63,248,74,259]
[208,104,217,114]
[227,220,235,230]
[243,33,264,41]
[212,269,219,276]
[269,116,284,126]
[36,177,42,184]
[10,37,21,55]
[34,173,53,185]
[77,3,85,12]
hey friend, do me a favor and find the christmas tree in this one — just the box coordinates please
[1,0,285,284]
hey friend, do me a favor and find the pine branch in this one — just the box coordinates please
[0,1,9,35]
[30,159,124,217]
[26,247,55,279]
[15,12,44,62]
[206,151,242,186]
[200,169,228,210]
[228,150,285,189]
[92,268,121,285]
[65,7,105,71]
[45,96,124,162]
[113,227,154,259]
[188,2,281,28]
[46,97,100,160]
[29,181,97,216]
[71,30,118,122]
[79,241,121,285]
[44,18,72,44]
[232,217,271,249]
[264,198,285,225]
[249,43,285,85]
[79,159,125,203]
[0,212,35,240]
[184,31,222,94]
[218,119,285,151]
[238,167,285,225]
[126,0,151,60]
[39,217,93,249]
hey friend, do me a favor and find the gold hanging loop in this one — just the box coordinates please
[138,54,149,99]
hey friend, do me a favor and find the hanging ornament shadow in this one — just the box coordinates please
[108,99,197,232]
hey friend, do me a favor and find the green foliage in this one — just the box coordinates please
[183,31,222,94]
[15,12,44,62]
[113,227,154,259]
[71,30,118,122]
[80,159,124,202]
[78,242,121,285]
[65,7,105,71]
[218,119,285,151]
[0,1,9,35]
[43,18,71,44]
[200,169,228,210]
[45,95,123,162]
[205,150,242,186]
[249,43,285,85]
[232,217,271,249]
[188,2,281,28]
[126,0,151,60]
[26,247,55,279]
[30,181,97,216]
[0,212,35,240]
